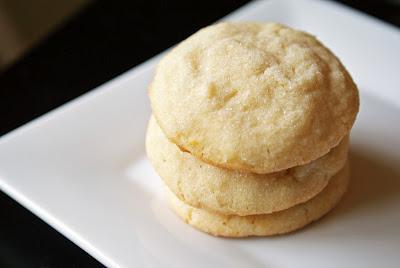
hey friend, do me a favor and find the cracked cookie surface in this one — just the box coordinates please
[149,22,359,174]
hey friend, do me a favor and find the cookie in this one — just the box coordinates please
[149,22,359,174]
[166,163,349,237]
[146,116,348,216]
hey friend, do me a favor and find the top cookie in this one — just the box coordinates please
[150,22,359,173]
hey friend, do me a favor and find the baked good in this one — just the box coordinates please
[166,163,349,237]
[149,22,359,174]
[146,116,348,215]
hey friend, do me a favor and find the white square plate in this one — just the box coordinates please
[1,0,400,267]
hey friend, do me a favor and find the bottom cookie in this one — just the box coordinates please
[166,163,349,237]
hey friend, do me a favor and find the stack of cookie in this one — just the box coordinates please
[146,22,359,237]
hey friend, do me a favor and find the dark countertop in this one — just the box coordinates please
[0,1,399,267]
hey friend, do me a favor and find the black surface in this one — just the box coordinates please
[0,0,399,267]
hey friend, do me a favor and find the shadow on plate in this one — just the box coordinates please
[330,149,400,218]
[259,147,400,239]
[300,148,400,236]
